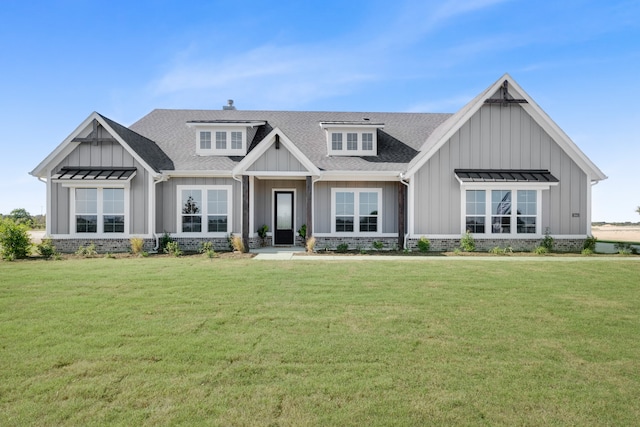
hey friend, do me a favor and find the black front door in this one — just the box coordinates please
[274,191,294,245]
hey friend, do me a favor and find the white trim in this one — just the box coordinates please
[195,128,247,156]
[48,233,154,239]
[324,128,378,156]
[271,188,296,246]
[586,175,593,235]
[320,123,385,129]
[69,186,130,238]
[187,121,266,128]
[314,233,397,238]
[330,188,383,235]
[407,178,415,236]
[318,171,400,181]
[459,187,544,237]
[45,170,52,234]
[175,185,233,237]
[163,170,232,178]
[233,128,321,177]
[242,171,311,177]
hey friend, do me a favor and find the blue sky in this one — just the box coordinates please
[1,0,638,221]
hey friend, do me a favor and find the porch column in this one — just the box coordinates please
[306,175,313,241]
[398,181,406,249]
[242,175,250,252]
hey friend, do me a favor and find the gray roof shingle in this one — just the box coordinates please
[128,109,452,172]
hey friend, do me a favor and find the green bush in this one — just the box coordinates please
[336,243,349,253]
[297,224,306,240]
[533,246,549,255]
[417,237,430,253]
[37,238,57,259]
[199,241,216,259]
[257,224,269,239]
[372,241,384,250]
[75,243,97,257]
[159,232,172,252]
[460,231,475,252]
[583,235,597,251]
[581,248,594,256]
[164,241,182,257]
[541,228,554,252]
[0,218,31,260]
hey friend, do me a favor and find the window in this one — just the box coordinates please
[464,189,539,235]
[178,186,232,234]
[347,133,358,151]
[74,187,125,234]
[200,131,211,150]
[332,189,381,234]
[323,126,380,156]
[465,190,486,233]
[332,133,343,150]
[215,131,227,150]
[362,133,373,151]
[231,131,242,150]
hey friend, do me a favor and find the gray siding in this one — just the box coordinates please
[51,141,151,235]
[253,178,307,234]
[247,144,307,172]
[157,177,241,234]
[413,103,588,235]
[314,181,398,234]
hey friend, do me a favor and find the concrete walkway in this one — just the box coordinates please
[252,246,305,260]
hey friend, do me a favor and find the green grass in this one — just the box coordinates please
[1,257,639,426]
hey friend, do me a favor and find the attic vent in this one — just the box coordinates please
[223,99,236,110]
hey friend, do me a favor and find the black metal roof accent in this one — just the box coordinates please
[454,169,558,183]
[52,167,137,181]
[484,80,528,106]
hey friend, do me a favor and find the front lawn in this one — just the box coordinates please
[1,258,639,425]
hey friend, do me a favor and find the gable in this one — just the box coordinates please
[233,128,320,177]
[405,74,607,182]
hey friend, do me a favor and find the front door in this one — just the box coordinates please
[274,191,294,245]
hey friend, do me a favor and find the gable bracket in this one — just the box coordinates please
[484,80,528,107]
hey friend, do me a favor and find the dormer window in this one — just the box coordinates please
[188,120,265,156]
[320,122,383,156]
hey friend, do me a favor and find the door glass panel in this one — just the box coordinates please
[276,193,292,229]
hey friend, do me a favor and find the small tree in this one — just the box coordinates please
[0,218,32,260]
[9,208,33,227]
[636,206,640,216]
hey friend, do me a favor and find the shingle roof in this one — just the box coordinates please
[129,110,452,172]
[99,114,174,172]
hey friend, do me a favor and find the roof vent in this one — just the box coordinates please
[223,99,236,110]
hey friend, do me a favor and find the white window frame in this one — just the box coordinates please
[321,125,380,156]
[330,188,383,236]
[176,185,233,237]
[66,183,130,237]
[459,183,547,237]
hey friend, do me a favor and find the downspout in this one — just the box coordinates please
[399,173,410,250]
[152,174,169,252]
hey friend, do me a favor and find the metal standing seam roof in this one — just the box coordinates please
[454,169,559,183]
[52,167,137,181]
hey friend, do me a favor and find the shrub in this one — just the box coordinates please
[0,218,31,260]
[541,228,554,252]
[489,246,512,255]
[297,224,306,239]
[199,241,216,259]
[372,241,384,250]
[336,243,349,253]
[417,237,430,253]
[581,248,594,256]
[130,237,145,255]
[230,235,245,253]
[533,246,549,255]
[37,238,57,259]
[159,232,172,252]
[75,243,97,257]
[257,224,269,240]
[460,231,475,252]
[305,236,316,253]
[614,243,636,255]
[583,235,597,252]
[164,241,182,257]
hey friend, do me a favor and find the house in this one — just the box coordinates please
[30,74,607,253]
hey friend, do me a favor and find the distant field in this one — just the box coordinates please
[1,258,639,426]
[592,225,640,242]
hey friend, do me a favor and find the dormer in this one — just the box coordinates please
[187,120,265,156]
[320,121,384,156]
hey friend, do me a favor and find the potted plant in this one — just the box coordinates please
[257,224,269,246]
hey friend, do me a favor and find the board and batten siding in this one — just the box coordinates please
[50,140,150,235]
[314,181,398,234]
[157,177,241,234]
[247,144,307,172]
[253,178,307,235]
[412,103,588,235]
